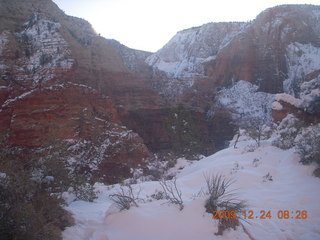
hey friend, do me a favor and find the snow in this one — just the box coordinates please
[146,22,246,79]
[299,77,320,112]
[0,14,76,87]
[284,42,320,96]
[208,80,275,123]
[166,158,195,177]
[21,18,74,73]
[0,89,37,111]
[65,123,144,175]
[63,137,320,240]
[0,82,104,115]
[0,172,6,178]
[272,101,283,110]
[275,93,303,108]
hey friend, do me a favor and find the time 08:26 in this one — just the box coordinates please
[243,210,308,219]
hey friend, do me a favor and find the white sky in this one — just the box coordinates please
[52,0,320,52]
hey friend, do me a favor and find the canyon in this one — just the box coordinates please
[0,1,319,183]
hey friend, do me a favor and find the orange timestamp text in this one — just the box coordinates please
[212,210,308,220]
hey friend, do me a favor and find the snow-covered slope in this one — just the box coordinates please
[146,22,246,79]
[63,137,320,240]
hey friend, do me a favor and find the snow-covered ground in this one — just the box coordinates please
[63,137,320,240]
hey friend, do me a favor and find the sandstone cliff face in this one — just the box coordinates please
[0,1,152,183]
[147,5,320,98]
[206,5,320,94]
[145,22,246,99]
[146,22,246,79]
[146,4,320,139]
[1,1,320,184]
[0,83,150,183]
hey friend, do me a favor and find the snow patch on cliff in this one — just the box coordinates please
[146,22,246,79]
[12,14,75,86]
[275,93,303,108]
[208,80,274,123]
[284,42,320,96]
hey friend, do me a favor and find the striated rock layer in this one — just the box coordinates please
[0,0,153,183]
[1,1,320,182]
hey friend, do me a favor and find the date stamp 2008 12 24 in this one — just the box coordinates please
[212,210,308,220]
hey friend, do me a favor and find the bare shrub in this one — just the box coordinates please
[151,190,166,200]
[159,177,184,210]
[203,173,247,236]
[109,184,141,211]
[145,151,177,180]
[239,117,273,147]
[72,182,98,202]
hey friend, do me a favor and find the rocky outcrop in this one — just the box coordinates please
[1,1,320,184]
[272,93,320,125]
[0,82,150,183]
[146,22,246,79]
[146,4,320,137]
[272,96,303,123]
[0,83,117,146]
[145,22,246,99]
[147,5,320,100]
[207,5,320,94]
[0,0,153,183]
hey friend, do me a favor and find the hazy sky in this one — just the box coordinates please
[52,0,319,52]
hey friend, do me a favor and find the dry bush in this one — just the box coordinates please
[159,177,184,210]
[109,184,142,211]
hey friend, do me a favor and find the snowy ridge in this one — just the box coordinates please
[146,22,246,79]
[63,137,320,240]
[0,82,106,113]
[274,93,303,108]
[0,89,37,111]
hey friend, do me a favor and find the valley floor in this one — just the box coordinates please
[62,138,320,240]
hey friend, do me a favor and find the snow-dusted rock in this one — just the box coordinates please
[146,22,246,79]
